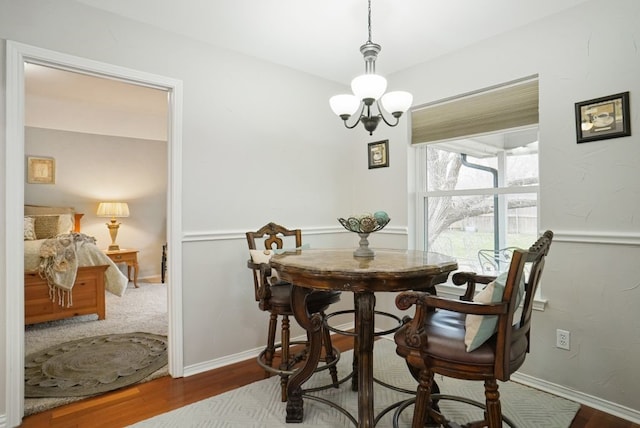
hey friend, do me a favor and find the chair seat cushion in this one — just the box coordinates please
[396,309,529,370]
[422,310,497,365]
[269,283,341,314]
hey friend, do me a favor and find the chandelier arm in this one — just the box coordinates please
[376,100,401,127]
[342,103,367,129]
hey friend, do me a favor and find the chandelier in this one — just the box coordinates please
[329,0,413,135]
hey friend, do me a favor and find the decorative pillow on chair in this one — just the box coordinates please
[24,217,36,240]
[272,244,310,254]
[249,249,280,286]
[464,271,524,352]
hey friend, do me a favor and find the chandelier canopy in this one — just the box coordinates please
[329,0,413,135]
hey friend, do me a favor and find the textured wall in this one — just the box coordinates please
[389,0,640,414]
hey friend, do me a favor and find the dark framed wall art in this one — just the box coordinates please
[368,140,389,169]
[575,91,630,143]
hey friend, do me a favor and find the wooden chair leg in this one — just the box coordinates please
[264,313,278,378]
[484,378,502,428]
[411,369,433,428]
[279,315,290,402]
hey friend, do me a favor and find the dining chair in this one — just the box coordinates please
[394,231,553,427]
[246,222,341,402]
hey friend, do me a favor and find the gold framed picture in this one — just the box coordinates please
[27,156,55,184]
[368,140,389,169]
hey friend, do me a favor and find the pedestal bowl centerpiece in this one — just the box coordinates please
[338,211,390,258]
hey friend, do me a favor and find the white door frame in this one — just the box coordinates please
[4,40,184,426]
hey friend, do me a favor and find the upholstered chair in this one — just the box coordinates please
[246,222,341,402]
[394,231,553,427]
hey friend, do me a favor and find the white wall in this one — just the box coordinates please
[25,127,167,279]
[0,0,393,424]
[383,0,640,416]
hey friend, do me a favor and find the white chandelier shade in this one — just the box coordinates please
[329,94,360,117]
[380,91,414,116]
[351,74,387,101]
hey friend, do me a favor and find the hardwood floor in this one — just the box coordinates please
[20,334,638,428]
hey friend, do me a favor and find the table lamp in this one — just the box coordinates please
[97,202,130,251]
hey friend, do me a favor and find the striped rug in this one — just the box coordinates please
[131,339,579,427]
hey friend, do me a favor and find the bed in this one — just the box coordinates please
[23,205,129,325]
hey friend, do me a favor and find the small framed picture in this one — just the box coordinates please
[27,156,55,184]
[575,92,630,144]
[368,140,389,169]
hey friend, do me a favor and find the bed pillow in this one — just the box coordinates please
[33,215,60,239]
[249,249,280,286]
[57,213,75,234]
[464,271,524,352]
[24,217,37,240]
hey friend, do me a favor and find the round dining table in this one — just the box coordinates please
[270,248,458,428]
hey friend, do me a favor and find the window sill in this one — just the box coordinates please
[436,283,547,311]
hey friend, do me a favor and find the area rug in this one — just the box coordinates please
[24,282,168,415]
[130,339,580,427]
[25,331,167,398]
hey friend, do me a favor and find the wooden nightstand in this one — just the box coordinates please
[104,249,139,288]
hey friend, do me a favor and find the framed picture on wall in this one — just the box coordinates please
[575,92,631,143]
[27,156,55,184]
[368,140,389,169]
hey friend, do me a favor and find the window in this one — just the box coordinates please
[412,78,540,277]
[416,128,539,274]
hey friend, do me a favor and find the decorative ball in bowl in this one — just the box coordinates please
[338,212,390,233]
[338,211,390,258]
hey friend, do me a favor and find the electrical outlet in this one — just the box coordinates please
[556,329,570,350]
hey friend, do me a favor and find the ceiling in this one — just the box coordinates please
[73,0,590,84]
[26,0,588,139]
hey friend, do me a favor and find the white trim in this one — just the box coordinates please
[182,225,409,243]
[4,41,184,426]
[5,40,27,427]
[553,230,640,246]
[436,283,547,311]
[420,185,539,198]
[512,372,640,424]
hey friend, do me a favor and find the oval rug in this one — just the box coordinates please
[25,332,168,398]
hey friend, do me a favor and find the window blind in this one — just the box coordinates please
[411,79,539,145]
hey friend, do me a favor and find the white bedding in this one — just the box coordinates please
[24,239,128,297]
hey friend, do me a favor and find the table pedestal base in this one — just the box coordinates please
[287,289,378,427]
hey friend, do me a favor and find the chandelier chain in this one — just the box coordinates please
[367,0,372,43]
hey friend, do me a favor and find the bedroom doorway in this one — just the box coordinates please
[5,41,184,425]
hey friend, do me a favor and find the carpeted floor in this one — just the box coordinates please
[24,280,168,416]
[130,339,580,427]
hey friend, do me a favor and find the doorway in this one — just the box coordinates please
[5,41,184,426]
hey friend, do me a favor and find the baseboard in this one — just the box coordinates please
[512,372,640,424]
[183,321,355,377]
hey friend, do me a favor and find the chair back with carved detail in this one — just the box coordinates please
[246,222,301,305]
[245,222,340,403]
